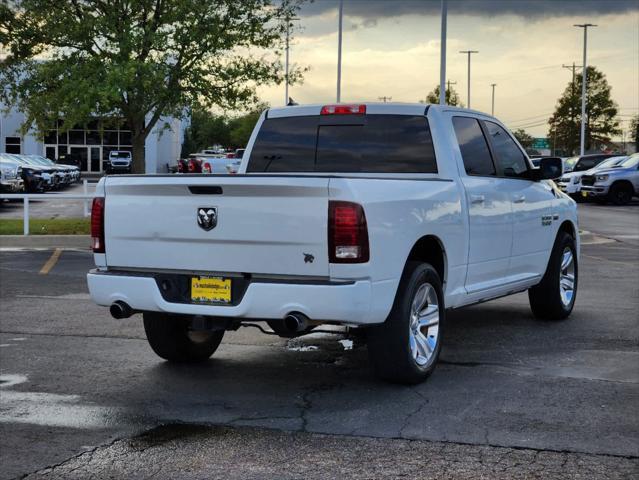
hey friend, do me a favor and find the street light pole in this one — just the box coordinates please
[459,50,478,108]
[336,0,344,103]
[439,0,447,105]
[285,19,290,105]
[574,23,597,156]
[490,83,497,116]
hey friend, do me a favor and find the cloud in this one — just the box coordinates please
[301,0,639,20]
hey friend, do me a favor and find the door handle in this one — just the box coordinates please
[470,194,485,204]
[513,195,526,203]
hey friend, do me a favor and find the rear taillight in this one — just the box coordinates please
[328,201,369,263]
[91,197,105,253]
[188,159,201,173]
[202,162,212,173]
[320,104,366,115]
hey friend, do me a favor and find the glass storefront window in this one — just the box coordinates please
[69,130,85,144]
[86,130,102,145]
[119,131,132,146]
[57,131,68,144]
[44,130,57,144]
[103,131,118,145]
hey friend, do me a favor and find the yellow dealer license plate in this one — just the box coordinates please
[191,276,231,304]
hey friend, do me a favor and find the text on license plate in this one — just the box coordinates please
[191,276,231,304]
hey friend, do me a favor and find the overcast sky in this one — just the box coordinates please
[256,0,639,140]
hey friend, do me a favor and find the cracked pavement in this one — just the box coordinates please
[1,202,638,479]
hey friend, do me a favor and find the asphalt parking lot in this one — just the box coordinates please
[1,201,638,479]
[0,182,97,219]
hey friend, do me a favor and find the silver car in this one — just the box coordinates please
[580,154,639,205]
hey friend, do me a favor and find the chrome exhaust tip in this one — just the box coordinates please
[110,301,133,319]
[284,312,310,333]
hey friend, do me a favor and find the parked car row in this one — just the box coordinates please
[0,153,81,193]
[556,153,639,205]
[175,148,244,175]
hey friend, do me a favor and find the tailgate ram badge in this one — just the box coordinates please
[197,207,218,231]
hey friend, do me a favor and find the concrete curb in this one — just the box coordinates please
[0,235,90,249]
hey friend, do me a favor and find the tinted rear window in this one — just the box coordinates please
[248,114,437,173]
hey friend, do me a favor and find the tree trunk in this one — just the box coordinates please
[131,128,147,174]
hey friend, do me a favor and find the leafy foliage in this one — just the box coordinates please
[1,0,305,172]
[179,102,265,156]
[512,129,534,150]
[629,114,639,152]
[421,84,463,107]
[548,67,620,155]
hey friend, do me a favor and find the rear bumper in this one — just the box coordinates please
[87,270,391,325]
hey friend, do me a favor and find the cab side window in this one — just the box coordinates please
[484,121,529,178]
[452,117,495,176]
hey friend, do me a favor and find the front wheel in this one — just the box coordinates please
[608,182,633,206]
[143,312,224,362]
[528,231,578,320]
[367,262,444,384]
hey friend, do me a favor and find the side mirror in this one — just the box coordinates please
[533,157,563,180]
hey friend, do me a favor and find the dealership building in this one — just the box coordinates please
[0,104,188,174]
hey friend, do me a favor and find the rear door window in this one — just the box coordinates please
[248,114,437,173]
[483,121,529,178]
[315,115,437,173]
[452,117,495,176]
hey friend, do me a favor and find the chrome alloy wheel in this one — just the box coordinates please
[559,247,576,307]
[408,282,440,367]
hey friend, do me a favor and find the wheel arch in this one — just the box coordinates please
[557,219,577,239]
[405,235,448,289]
[610,179,635,194]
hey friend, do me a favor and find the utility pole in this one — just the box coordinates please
[378,96,392,103]
[283,15,299,106]
[490,83,497,116]
[439,0,447,105]
[459,50,479,108]
[562,62,583,152]
[574,24,597,156]
[445,80,457,105]
[336,0,344,103]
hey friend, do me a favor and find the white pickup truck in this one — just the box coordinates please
[87,103,578,384]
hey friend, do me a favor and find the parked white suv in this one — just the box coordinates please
[106,150,132,173]
[87,103,578,384]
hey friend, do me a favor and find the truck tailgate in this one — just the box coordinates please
[103,176,330,277]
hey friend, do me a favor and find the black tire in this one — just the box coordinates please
[608,182,633,206]
[528,232,578,320]
[367,262,445,384]
[143,312,224,362]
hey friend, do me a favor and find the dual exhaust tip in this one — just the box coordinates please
[110,301,309,334]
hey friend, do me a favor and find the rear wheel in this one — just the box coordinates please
[528,232,578,320]
[143,312,224,362]
[367,262,444,384]
[608,182,633,206]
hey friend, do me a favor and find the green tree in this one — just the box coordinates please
[512,129,534,150]
[629,114,639,152]
[421,84,463,107]
[548,66,620,155]
[0,0,304,173]
[228,103,268,148]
